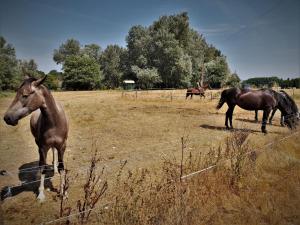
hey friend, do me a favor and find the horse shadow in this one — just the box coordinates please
[235,118,283,127]
[1,161,56,201]
[199,124,261,133]
[199,124,283,134]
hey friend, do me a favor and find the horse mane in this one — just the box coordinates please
[279,90,299,112]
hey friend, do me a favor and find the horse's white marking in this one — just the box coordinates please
[60,170,66,197]
[52,148,58,174]
[37,173,45,202]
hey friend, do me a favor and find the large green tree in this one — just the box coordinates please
[54,39,105,89]
[225,72,241,87]
[62,55,102,90]
[100,45,125,89]
[131,66,161,89]
[125,12,227,88]
[205,56,230,88]
[82,44,102,62]
[53,39,81,65]
[0,36,20,90]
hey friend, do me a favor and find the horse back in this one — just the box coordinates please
[238,91,276,110]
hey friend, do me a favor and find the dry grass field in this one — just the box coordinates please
[0,89,299,225]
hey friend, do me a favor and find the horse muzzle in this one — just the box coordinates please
[3,114,18,126]
[3,107,30,126]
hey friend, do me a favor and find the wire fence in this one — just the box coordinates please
[121,89,222,101]
[37,130,299,225]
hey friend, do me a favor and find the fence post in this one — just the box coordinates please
[292,87,294,98]
[135,90,138,100]
[211,92,213,100]
[170,92,173,101]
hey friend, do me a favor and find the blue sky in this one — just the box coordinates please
[0,0,299,79]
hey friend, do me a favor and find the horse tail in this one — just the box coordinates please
[216,90,226,109]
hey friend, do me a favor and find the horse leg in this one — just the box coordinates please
[269,108,277,125]
[52,148,58,174]
[229,106,235,129]
[225,106,234,129]
[186,93,189,99]
[37,147,49,202]
[261,109,271,133]
[225,109,229,129]
[280,113,285,127]
[254,110,258,122]
[57,143,66,197]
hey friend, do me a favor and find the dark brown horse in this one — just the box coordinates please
[254,90,299,126]
[186,84,209,99]
[216,87,297,133]
[3,76,69,201]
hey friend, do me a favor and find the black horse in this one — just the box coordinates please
[254,90,299,126]
[216,87,297,133]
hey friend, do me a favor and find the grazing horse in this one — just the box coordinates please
[186,84,209,99]
[254,90,299,126]
[3,76,68,201]
[216,87,296,133]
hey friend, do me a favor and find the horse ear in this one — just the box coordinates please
[33,75,47,87]
[22,67,30,80]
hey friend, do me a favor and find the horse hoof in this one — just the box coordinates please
[37,192,46,202]
[262,130,268,134]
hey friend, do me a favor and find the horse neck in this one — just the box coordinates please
[39,86,60,125]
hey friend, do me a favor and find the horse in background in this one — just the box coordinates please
[216,87,297,133]
[3,75,69,202]
[186,83,210,99]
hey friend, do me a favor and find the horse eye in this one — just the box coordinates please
[22,94,29,99]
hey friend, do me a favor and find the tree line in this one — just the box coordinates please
[242,76,300,88]
[1,12,298,91]
[0,12,236,91]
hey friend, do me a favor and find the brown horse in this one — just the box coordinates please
[254,90,299,126]
[186,84,209,99]
[3,76,69,201]
[216,87,297,133]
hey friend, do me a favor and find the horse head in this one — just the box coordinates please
[276,92,299,129]
[3,76,47,126]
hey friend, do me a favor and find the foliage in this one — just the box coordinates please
[205,56,230,88]
[20,59,39,77]
[53,39,105,90]
[100,45,125,89]
[44,70,63,90]
[242,76,300,88]
[225,72,241,87]
[62,55,102,90]
[125,12,228,88]
[131,66,161,89]
[53,39,81,65]
[0,36,20,90]
[82,44,102,62]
